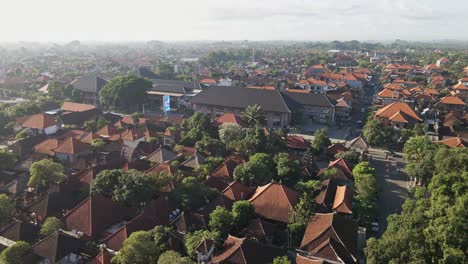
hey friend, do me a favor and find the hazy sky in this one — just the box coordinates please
[1,0,467,41]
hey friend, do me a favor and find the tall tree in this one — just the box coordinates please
[0,241,31,264]
[157,251,193,264]
[209,206,234,236]
[99,74,151,112]
[40,217,63,237]
[112,230,161,264]
[0,194,14,225]
[28,159,65,191]
[185,229,221,259]
[91,169,156,207]
[242,105,265,127]
[232,200,256,228]
[311,128,331,154]
[0,148,17,170]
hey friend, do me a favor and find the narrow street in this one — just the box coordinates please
[368,148,408,235]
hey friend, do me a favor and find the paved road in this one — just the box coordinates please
[368,148,409,235]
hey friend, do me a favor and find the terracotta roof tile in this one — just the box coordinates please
[34,139,62,156]
[332,186,353,214]
[53,137,90,155]
[212,112,247,127]
[61,102,96,112]
[16,113,57,129]
[248,182,299,223]
[438,95,465,105]
[287,135,309,150]
[375,102,422,122]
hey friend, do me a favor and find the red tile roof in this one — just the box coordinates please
[34,139,62,156]
[300,213,358,263]
[375,102,422,122]
[332,186,353,214]
[63,195,137,239]
[438,95,465,105]
[16,114,57,129]
[434,137,465,148]
[212,112,247,128]
[222,181,254,201]
[287,135,309,150]
[200,78,217,84]
[61,102,96,112]
[248,182,299,223]
[213,235,285,264]
[80,132,104,144]
[53,137,90,155]
[454,83,468,90]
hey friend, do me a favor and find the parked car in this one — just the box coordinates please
[371,222,379,232]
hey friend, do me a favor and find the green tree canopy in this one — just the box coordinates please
[242,105,265,127]
[40,217,63,238]
[0,194,14,225]
[157,251,193,264]
[28,159,65,190]
[232,200,256,229]
[99,74,151,112]
[195,136,225,157]
[112,230,161,264]
[0,148,17,170]
[184,229,221,259]
[218,123,244,146]
[273,256,292,264]
[311,128,331,154]
[233,153,274,185]
[172,177,219,209]
[209,206,234,236]
[273,152,302,185]
[0,241,31,264]
[91,169,156,207]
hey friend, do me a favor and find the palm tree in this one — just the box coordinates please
[242,104,265,127]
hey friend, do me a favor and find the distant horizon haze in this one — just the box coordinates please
[1,0,467,42]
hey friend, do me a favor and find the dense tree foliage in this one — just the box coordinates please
[242,105,265,127]
[0,194,14,225]
[363,118,395,147]
[180,112,211,146]
[172,177,219,209]
[352,162,378,225]
[334,151,360,167]
[28,159,65,190]
[185,229,221,259]
[40,217,63,238]
[310,128,331,154]
[231,200,256,229]
[218,123,244,147]
[209,206,234,236]
[273,256,292,264]
[48,81,82,102]
[99,74,151,112]
[0,241,31,264]
[112,230,161,264]
[403,136,438,185]
[366,141,468,263]
[273,152,302,185]
[195,136,225,157]
[233,153,274,185]
[91,169,156,207]
[0,148,17,170]
[157,251,193,264]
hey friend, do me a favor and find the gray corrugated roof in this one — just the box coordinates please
[190,86,291,113]
[70,75,108,93]
[281,91,334,108]
[150,85,186,94]
[152,79,195,89]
